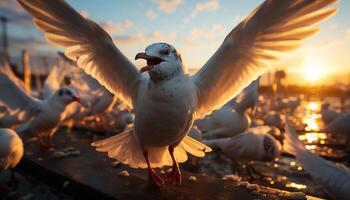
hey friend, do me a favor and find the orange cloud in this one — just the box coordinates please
[154,0,184,13]
[191,0,220,18]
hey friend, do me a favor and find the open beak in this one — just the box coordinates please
[73,96,81,104]
[135,52,163,73]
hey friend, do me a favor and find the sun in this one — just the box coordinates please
[301,57,327,83]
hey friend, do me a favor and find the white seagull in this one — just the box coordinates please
[284,120,350,199]
[0,128,24,188]
[0,128,24,172]
[203,126,282,163]
[19,0,337,187]
[0,73,80,149]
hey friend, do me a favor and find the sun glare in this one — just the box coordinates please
[301,58,328,83]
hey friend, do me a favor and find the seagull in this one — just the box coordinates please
[263,110,284,129]
[0,73,80,149]
[203,126,282,163]
[59,53,116,123]
[271,96,301,113]
[203,126,282,179]
[284,120,350,199]
[320,102,342,125]
[19,0,337,187]
[0,128,23,189]
[196,79,259,139]
[323,113,350,134]
[196,105,251,139]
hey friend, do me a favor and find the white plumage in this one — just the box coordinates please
[0,72,80,148]
[323,113,350,134]
[204,126,282,162]
[284,120,350,199]
[0,128,24,171]
[18,0,337,186]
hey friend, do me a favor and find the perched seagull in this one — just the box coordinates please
[0,128,24,172]
[323,113,350,134]
[19,0,337,187]
[284,120,350,199]
[271,97,301,113]
[263,110,284,129]
[232,78,260,114]
[59,53,116,122]
[0,128,24,188]
[195,80,259,139]
[204,126,282,163]
[320,102,342,125]
[102,107,134,133]
[0,74,80,148]
[196,105,251,139]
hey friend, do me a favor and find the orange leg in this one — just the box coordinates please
[166,146,182,185]
[143,151,164,188]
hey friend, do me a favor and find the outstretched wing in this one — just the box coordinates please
[0,58,27,90]
[43,65,66,99]
[0,74,42,112]
[18,0,143,108]
[192,0,337,118]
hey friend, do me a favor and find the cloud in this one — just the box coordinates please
[154,0,184,13]
[113,31,177,46]
[146,10,157,20]
[184,24,224,44]
[191,0,220,18]
[99,20,133,35]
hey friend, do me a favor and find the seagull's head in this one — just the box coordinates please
[135,43,184,82]
[54,87,81,105]
[262,134,282,161]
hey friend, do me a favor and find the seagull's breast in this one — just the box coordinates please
[134,76,197,148]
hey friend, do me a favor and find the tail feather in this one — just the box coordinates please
[91,131,212,169]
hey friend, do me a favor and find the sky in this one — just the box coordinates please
[1,0,350,85]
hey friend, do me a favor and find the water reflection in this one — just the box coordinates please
[285,182,307,190]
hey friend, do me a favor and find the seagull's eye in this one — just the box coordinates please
[58,90,63,96]
[66,90,72,96]
[163,49,170,55]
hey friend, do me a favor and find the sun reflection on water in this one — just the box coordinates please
[285,182,307,190]
[299,132,327,143]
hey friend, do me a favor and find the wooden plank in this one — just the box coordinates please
[17,129,320,200]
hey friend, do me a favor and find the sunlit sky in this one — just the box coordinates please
[1,0,350,85]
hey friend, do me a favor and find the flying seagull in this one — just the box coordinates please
[18,0,337,187]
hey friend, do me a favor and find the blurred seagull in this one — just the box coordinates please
[323,113,350,134]
[320,102,342,125]
[19,0,337,187]
[204,126,282,179]
[0,74,80,149]
[197,79,259,139]
[284,120,350,199]
[204,126,282,163]
[0,128,23,189]
[59,53,116,123]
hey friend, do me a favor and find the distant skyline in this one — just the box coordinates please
[1,0,350,85]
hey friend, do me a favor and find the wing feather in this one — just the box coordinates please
[18,0,142,108]
[0,74,42,112]
[192,0,337,118]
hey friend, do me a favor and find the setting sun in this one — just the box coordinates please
[301,58,328,83]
